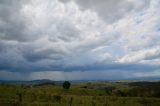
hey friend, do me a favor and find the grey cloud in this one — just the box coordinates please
[0,71,30,80]
[119,47,160,63]
[1,52,159,72]
[0,0,159,80]
[0,0,42,42]
[61,63,160,72]
[59,0,71,4]
[1,41,159,72]
[19,44,68,62]
[74,0,150,23]
[48,19,81,42]
[1,69,160,80]
[0,0,81,71]
[0,39,68,71]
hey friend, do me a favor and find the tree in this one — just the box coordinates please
[63,81,71,89]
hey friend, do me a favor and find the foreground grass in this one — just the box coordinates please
[0,83,160,106]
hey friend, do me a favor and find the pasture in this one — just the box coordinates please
[0,81,160,106]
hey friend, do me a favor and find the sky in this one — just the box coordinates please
[0,0,160,80]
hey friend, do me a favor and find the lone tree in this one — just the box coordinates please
[63,81,71,89]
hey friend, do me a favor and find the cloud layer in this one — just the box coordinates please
[0,0,160,80]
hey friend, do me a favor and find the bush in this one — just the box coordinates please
[63,81,71,90]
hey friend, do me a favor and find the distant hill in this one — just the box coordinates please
[123,76,160,81]
[0,76,159,85]
[0,79,57,85]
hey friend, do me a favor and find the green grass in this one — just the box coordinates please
[0,82,160,106]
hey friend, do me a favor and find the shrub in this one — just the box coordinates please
[63,81,71,90]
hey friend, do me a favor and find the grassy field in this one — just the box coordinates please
[0,81,160,106]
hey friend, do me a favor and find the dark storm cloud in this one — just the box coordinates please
[61,63,160,72]
[0,40,67,72]
[19,44,68,62]
[0,0,160,80]
[0,48,159,73]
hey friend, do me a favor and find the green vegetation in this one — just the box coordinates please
[0,81,160,106]
[62,81,71,90]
